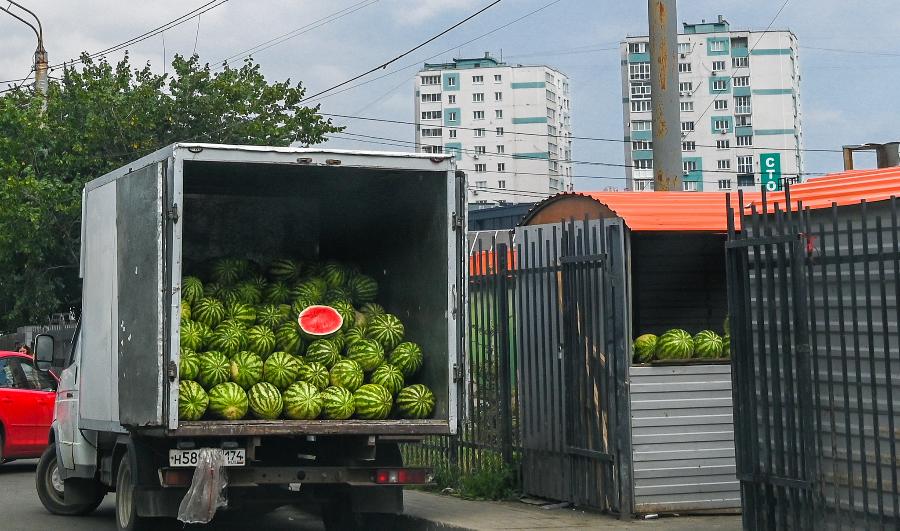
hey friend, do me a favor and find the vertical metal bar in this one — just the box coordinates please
[497,244,513,465]
[647,0,681,191]
[515,234,531,487]
[533,227,549,494]
[885,197,900,520]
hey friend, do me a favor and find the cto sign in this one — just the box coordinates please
[760,153,782,192]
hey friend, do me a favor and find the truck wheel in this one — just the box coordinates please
[35,444,104,516]
[116,455,162,531]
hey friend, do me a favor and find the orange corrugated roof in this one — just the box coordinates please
[540,166,900,232]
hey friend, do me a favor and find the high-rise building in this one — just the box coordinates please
[415,53,572,205]
[620,16,802,192]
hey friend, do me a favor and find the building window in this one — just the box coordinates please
[717,139,731,149]
[497,163,506,172]
[631,100,652,112]
[683,180,699,192]
[718,179,732,190]
[629,62,651,81]
[713,79,729,91]
[547,125,557,136]
[738,174,755,187]
[421,110,441,120]
[547,108,557,120]
[714,118,730,132]
[475,180,487,188]
[733,56,749,68]
[421,128,442,137]
[683,160,698,173]
[495,92,503,102]
[421,75,440,85]
[632,140,652,151]
[473,93,484,103]
[629,42,647,54]
[449,129,457,138]
[678,42,691,54]
[714,99,728,110]
[448,111,457,122]
[472,75,484,84]
[733,76,750,87]
[735,95,752,115]
[494,74,502,83]
[736,135,753,147]
[475,164,487,172]
[681,121,695,132]
[546,89,557,101]
[737,155,753,174]
[709,40,726,53]
[717,159,731,170]
[421,93,441,102]
[495,109,503,119]
[496,145,505,154]
[474,128,485,137]
[473,110,485,120]
[678,62,692,73]
[679,81,693,95]
[447,77,456,87]
[421,145,443,154]
[632,120,651,132]
[496,127,504,136]
[682,141,696,152]
[545,72,555,83]
[475,146,486,155]
[735,115,752,127]
[680,101,694,112]
[634,159,653,169]
[448,94,456,104]
[712,60,726,72]
[631,82,652,99]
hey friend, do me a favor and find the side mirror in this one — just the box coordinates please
[34,334,55,365]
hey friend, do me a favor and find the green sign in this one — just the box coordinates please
[760,153,782,191]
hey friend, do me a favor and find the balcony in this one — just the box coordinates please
[735,105,753,116]
[632,168,654,182]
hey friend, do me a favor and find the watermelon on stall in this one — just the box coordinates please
[182,276,205,305]
[329,359,364,392]
[248,382,284,420]
[321,386,355,420]
[633,334,658,363]
[230,351,264,390]
[389,342,423,378]
[346,339,385,373]
[179,349,200,381]
[655,329,694,360]
[369,364,405,396]
[197,351,230,389]
[396,384,435,419]
[178,380,209,421]
[263,351,302,390]
[283,382,323,420]
[207,382,249,420]
[298,361,330,391]
[353,384,393,420]
[367,313,404,351]
[305,339,340,369]
[298,305,343,340]
[694,330,724,359]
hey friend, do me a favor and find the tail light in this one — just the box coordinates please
[159,468,193,488]
[374,468,430,485]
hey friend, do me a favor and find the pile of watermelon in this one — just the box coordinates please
[177,257,436,422]
[631,319,731,364]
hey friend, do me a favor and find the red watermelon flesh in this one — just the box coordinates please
[298,305,343,338]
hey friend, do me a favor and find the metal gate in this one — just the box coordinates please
[516,218,632,515]
[726,191,900,530]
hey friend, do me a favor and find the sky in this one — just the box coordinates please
[1,0,897,193]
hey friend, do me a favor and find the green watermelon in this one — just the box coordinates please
[305,339,340,368]
[656,329,695,360]
[212,257,248,285]
[275,322,304,355]
[208,327,247,358]
[283,381,324,420]
[225,302,257,326]
[353,384,393,420]
[694,330,724,359]
[178,380,209,421]
[321,386,355,420]
[247,325,277,359]
[388,342,423,378]
[263,351,302,390]
[359,302,385,318]
[329,359,364,392]
[369,363,405,396]
[248,273,268,292]
[216,319,248,335]
[298,305,343,340]
[257,304,286,329]
[235,282,263,305]
[323,287,353,305]
[367,313,404,351]
[268,258,300,282]
[633,334,658,363]
[723,334,731,358]
[181,301,192,322]
[293,278,327,303]
[196,322,214,350]
[322,262,348,288]
[331,301,357,331]
[265,281,293,305]
[203,281,223,299]
[348,274,378,304]
[248,382,284,420]
[229,351,264,389]
[207,382,249,420]
[396,384,435,419]
[182,276,205,305]
[291,297,315,317]
[179,350,200,381]
[218,287,242,308]
[343,327,367,352]
[197,351,230,389]
[347,339,385,373]
[180,320,204,351]
[328,331,347,353]
[193,297,226,328]
[298,361,330,391]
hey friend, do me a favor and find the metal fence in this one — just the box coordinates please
[726,191,899,530]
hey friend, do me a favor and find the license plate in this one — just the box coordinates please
[168,449,246,467]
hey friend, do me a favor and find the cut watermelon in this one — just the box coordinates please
[297,305,343,340]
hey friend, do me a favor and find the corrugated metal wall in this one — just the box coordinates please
[630,364,741,513]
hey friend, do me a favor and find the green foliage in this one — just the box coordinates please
[0,53,340,329]
[457,453,519,501]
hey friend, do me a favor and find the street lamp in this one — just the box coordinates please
[0,1,48,98]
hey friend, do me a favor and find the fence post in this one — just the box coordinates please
[496,243,513,465]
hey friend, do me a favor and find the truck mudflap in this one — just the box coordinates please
[168,419,448,437]
[159,466,432,488]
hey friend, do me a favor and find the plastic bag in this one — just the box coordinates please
[177,448,229,524]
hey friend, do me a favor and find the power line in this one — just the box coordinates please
[298,0,502,103]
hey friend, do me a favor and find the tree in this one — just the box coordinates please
[0,53,341,329]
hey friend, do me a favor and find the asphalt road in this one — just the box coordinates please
[0,460,325,531]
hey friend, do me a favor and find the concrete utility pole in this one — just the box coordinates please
[1,1,48,100]
[647,0,681,191]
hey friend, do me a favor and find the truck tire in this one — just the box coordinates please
[35,444,104,516]
[116,455,165,531]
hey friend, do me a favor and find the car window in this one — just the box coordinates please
[18,359,57,392]
[0,359,11,388]
[1,359,30,390]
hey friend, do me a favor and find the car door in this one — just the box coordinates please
[0,357,33,456]
[17,357,57,451]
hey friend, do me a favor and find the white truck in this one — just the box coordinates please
[33,144,465,530]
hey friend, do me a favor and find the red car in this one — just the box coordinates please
[0,352,57,462]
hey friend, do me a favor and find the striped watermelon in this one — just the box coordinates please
[248,382,284,420]
[180,320,204,351]
[247,325,277,359]
[235,282,263,305]
[396,384,435,419]
[207,382,249,420]
[212,258,248,285]
[723,334,731,358]
[216,319,248,337]
[348,274,378,304]
[353,384,393,420]
[268,258,300,282]
[291,280,325,304]
[179,350,200,381]
[248,273,268,292]
[203,281,223,299]
[329,359,364,392]
[331,301,357,331]
[225,302,257,326]
[218,286,242,309]
[195,322,213,350]
[322,262,348,288]
[633,334,658,363]
[265,281,293,305]
[388,342,423,378]
[291,297,315,317]
[180,301,192,322]
[359,302,385,319]
[256,304,286,329]
[275,322,304,355]
[208,327,246,358]
[229,351,263,389]
[342,327,367,353]
[182,276,204,305]
[321,386,355,420]
[367,313,404,351]
[369,363,405,396]
[193,297,226,328]
[178,380,209,421]
[197,351,231,389]
[263,351,302,390]
[693,330,724,359]
[283,382,324,420]
[329,331,347,353]
[347,339,385,373]
[305,339,340,369]
[298,305,343,340]
[298,361,329,391]
[655,329,695,360]
[323,287,353,306]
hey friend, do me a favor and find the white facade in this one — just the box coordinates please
[620,16,802,192]
[415,54,572,204]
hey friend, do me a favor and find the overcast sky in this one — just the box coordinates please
[1,0,896,191]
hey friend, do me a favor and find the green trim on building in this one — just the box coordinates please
[754,129,797,136]
[731,46,749,58]
[443,108,460,126]
[511,81,546,89]
[706,37,730,56]
[711,115,734,134]
[682,156,704,191]
[733,86,752,97]
[632,150,654,160]
[512,117,548,124]
[752,88,795,95]
[750,48,793,56]
[684,21,729,34]
[442,73,460,91]
[513,152,550,160]
[628,52,650,63]
[624,135,631,142]
[735,126,754,137]
[444,142,462,158]
[631,130,652,141]
[709,76,731,94]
